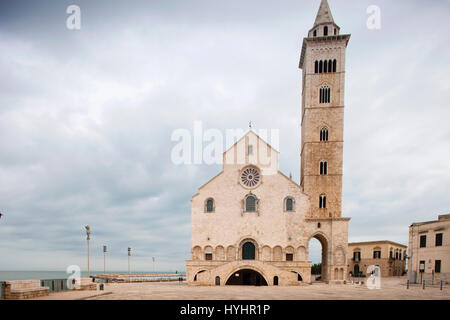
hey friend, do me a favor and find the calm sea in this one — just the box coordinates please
[0,271,180,281]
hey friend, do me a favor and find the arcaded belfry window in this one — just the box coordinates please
[245,194,257,212]
[205,198,214,213]
[320,127,329,141]
[319,84,331,104]
[320,161,328,175]
[324,26,328,36]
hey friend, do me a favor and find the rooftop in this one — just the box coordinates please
[348,240,407,248]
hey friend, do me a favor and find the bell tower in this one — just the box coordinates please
[299,0,350,218]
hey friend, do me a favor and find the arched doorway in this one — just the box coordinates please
[193,270,206,282]
[308,233,329,281]
[225,269,268,286]
[242,242,256,260]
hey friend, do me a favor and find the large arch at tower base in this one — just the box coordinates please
[225,269,268,286]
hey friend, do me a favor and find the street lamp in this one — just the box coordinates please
[128,247,131,274]
[103,245,107,274]
[152,257,155,273]
[85,225,91,278]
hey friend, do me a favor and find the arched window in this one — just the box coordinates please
[324,26,328,36]
[328,59,332,73]
[285,197,294,211]
[319,84,331,104]
[319,195,327,209]
[205,198,214,212]
[273,276,279,286]
[242,242,256,260]
[334,28,337,35]
[320,127,329,141]
[245,195,257,212]
[324,60,328,73]
[333,59,337,72]
[319,60,323,73]
[313,30,317,37]
[320,161,328,175]
[315,61,318,73]
[215,276,220,286]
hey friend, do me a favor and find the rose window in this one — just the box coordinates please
[240,167,260,188]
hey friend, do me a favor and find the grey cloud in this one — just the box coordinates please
[0,0,449,269]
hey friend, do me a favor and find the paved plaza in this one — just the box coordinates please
[31,277,450,300]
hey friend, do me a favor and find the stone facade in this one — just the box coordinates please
[408,214,450,283]
[347,241,407,278]
[186,0,351,286]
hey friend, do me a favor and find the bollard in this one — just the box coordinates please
[407,280,409,289]
[422,280,425,290]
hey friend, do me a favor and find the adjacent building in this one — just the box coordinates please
[347,241,407,278]
[408,214,450,283]
[185,0,352,286]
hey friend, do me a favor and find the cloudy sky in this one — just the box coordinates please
[0,0,449,272]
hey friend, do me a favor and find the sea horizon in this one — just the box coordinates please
[0,270,186,281]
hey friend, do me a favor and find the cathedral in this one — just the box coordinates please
[186,0,351,286]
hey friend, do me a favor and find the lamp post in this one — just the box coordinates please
[103,245,107,274]
[85,225,91,278]
[128,247,131,274]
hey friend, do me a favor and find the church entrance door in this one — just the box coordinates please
[242,242,255,260]
[225,269,268,286]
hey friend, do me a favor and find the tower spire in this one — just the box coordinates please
[313,0,335,28]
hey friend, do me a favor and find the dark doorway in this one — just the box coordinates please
[354,264,360,276]
[242,242,255,260]
[226,269,268,286]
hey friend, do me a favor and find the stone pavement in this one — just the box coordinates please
[31,290,112,300]
[32,277,449,300]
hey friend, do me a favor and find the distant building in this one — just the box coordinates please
[408,214,450,283]
[347,241,407,277]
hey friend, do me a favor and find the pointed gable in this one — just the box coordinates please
[223,130,279,175]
